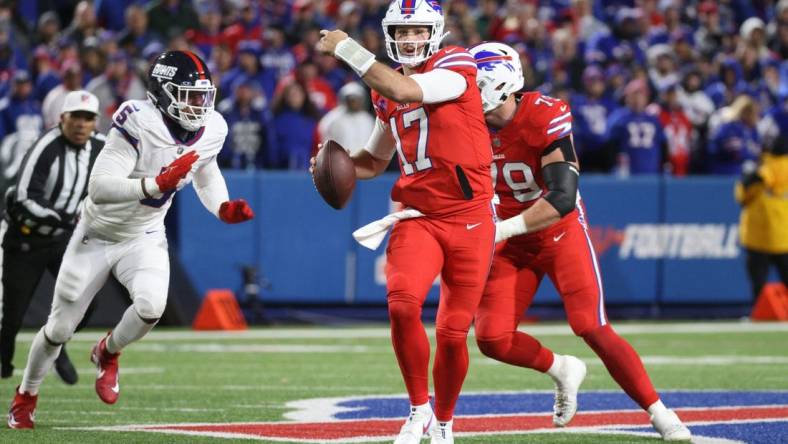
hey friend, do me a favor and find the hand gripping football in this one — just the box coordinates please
[313,140,356,209]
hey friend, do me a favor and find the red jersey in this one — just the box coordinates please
[657,107,692,176]
[371,46,493,218]
[490,92,577,220]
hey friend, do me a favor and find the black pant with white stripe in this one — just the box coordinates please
[0,223,95,376]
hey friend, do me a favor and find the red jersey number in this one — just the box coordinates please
[391,107,433,175]
[492,161,541,203]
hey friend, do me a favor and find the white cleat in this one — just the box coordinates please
[430,419,453,444]
[550,355,587,427]
[394,404,434,444]
[651,409,692,441]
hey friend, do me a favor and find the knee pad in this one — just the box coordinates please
[387,295,422,323]
[566,309,597,337]
[133,293,166,321]
[580,324,613,347]
[435,325,470,344]
[476,336,509,360]
[44,319,75,345]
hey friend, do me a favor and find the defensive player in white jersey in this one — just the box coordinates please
[8,50,254,429]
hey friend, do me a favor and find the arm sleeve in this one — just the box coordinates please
[192,157,229,218]
[363,117,397,160]
[409,68,467,104]
[88,127,160,204]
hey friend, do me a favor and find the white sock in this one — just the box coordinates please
[647,399,668,416]
[546,353,564,380]
[106,306,157,354]
[19,328,62,395]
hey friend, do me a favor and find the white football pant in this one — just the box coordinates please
[44,220,169,344]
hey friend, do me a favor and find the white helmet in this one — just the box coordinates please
[381,0,447,67]
[469,42,525,113]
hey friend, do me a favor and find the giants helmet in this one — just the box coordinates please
[147,51,216,131]
[469,42,525,113]
[381,0,447,67]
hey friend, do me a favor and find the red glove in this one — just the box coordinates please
[155,151,200,193]
[219,199,254,224]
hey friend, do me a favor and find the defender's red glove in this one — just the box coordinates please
[219,199,254,224]
[156,151,199,192]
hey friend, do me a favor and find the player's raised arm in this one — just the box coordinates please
[316,1,468,105]
[192,157,254,223]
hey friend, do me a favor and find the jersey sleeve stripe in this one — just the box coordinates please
[111,123,139,150]
[547,122,572,137]
[433,53,474,66]
[435,61,478,69]
[549,111,572,124]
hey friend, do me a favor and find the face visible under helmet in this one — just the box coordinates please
[147,51,216,132]
[381,0,447,67]
[469,42,525,113]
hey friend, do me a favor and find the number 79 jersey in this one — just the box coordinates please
[490,92,577,221]
[371,46,493,219]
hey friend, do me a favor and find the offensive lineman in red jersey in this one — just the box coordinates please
[315,2,494,443]
[469,42,692,441]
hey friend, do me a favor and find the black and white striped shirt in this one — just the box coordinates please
[4,126,104,237]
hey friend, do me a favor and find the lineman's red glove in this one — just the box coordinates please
[219,199,254,224]
[155,151,199,193]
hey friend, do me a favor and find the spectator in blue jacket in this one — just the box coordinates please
[709,95,762,175]
[218,78,278,170]
[271,81,320,170]
[607,78,667,175]
[0,70,42,187]
[571,65,618,172]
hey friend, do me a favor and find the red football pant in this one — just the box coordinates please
[386,215,495,421]
[475,212,659,410]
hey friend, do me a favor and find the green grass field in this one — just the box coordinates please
[0,321,786,443]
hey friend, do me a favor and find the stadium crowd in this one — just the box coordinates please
[0,0,786,180]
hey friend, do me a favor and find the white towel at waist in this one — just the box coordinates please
[352,208,425,250]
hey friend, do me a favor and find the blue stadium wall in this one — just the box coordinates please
[177,172,754,307]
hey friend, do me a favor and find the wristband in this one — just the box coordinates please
[495,215,527,243]
[335,38,376,77]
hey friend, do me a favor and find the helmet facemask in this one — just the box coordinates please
[162,79,216,132]
[383,23,444,67]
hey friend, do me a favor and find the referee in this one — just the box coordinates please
[0,91,104,384]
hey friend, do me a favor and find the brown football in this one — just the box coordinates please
[313,139,356,209]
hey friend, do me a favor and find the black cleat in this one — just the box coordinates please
[54,347,78,385]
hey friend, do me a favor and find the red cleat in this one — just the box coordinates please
[90,334,121,405]
[8,386,37,429]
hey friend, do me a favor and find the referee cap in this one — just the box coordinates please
[62,90,99,116]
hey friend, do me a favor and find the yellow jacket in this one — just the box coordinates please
[735,153,788,253]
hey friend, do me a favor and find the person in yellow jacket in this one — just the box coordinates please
[735,143,788,300]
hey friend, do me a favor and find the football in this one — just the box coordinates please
[313,139,356,209]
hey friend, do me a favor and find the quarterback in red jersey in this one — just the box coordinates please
[469,42,692,442]
[316,1,494,443]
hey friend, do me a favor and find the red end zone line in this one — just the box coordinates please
[145,406,788,440]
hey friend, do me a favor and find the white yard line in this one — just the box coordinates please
[15,321,788,342]
[480,355,788,366]
[129,344,370,353]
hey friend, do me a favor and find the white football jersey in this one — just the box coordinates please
[83,99,227,240]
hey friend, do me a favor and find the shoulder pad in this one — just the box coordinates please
[110,100,154,139]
